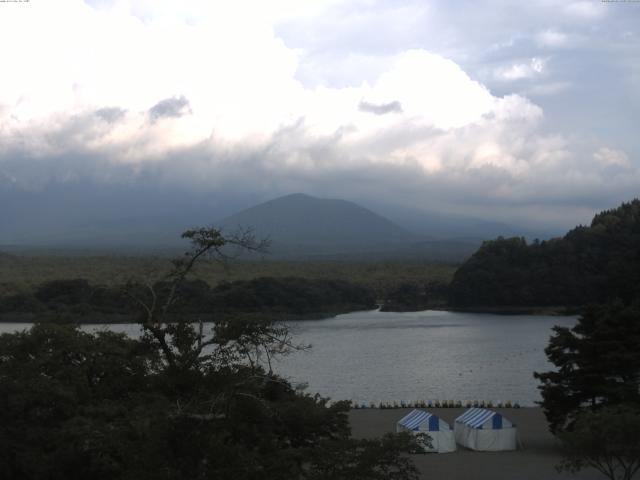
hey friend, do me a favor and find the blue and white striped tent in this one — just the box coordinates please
[396,409,456,453]
[454,408,517,451]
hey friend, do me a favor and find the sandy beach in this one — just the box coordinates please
[349,408,603,480]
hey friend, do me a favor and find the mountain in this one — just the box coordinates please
[0,176,552,255]
[1,181,545,260]
[218,193,420,254]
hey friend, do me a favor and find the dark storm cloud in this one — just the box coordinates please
[1,108,638,231]
[1,111,638,247]
[358,100,403,115]
[148,96,192,122]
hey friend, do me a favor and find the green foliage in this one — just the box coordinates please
[210,277,376,316]
[534,302,640,433]
[0,276,376,321]
[0,226,420,479]
[0,254,456,300]
[0,321,419,480]
[0,324,158,480]
[558,405,640,480]
[450,199,640,307]
[380,280,449,312]
[34,279,93,305]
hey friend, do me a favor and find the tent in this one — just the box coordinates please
[454,408,517,451]
[396,409,456,453]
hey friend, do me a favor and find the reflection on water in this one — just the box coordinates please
[0,309,574,406]
[278,309,575,406]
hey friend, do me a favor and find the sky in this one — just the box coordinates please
[1,0,639,243]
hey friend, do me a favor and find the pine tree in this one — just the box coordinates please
[534,301,640,433]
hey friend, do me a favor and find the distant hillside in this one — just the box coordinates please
[1,180,546,256]
[369,203,558,241]
[450,199,640,307]
[219,193,419,254]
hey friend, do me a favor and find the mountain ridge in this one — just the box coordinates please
[218,193,420,252]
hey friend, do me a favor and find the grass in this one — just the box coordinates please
[0,254,457,297]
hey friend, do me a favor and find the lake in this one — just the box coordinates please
[0,309,574,406]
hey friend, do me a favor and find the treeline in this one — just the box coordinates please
[0,254,456,296]
[210,277,376,317]
[379,281,449,312]
[450,199,640,307]
[0,277,376,321]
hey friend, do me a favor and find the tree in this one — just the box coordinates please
[534,302,640,434]
[0,226,420,480]
[380,280,449,312]
[557,405,640,480]
[124,226,271,373]
[450,199,640,308]
[0,323,158,480]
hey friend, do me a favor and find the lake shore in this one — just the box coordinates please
[0,304,581,324]
[382,305,581,316]
[438,305,581,316]
[0,307,367,324]
[349,407,601,480]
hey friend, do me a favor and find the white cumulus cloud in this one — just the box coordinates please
[495,58,548,81]
[594,147,631,168]
[0,0,638,229]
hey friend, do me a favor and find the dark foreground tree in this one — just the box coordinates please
[0,227,420,480]
[557,405,640,480]
[534,301,640,434]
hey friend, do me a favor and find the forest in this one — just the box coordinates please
[0,276,377,323]
[0,254,455,320]
[449,200,640,308]
[3,199,640,318]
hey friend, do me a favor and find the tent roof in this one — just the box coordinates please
[455,408,509,429]
[397,409,444,431]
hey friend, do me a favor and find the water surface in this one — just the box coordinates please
[0,309,574,405]
[277,309,574,406]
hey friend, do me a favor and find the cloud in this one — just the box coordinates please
[594,147,631,168]
[495,58,547,81]
[525,81,572,96]
[148,96,192,122]
[95,107,127,123]
[563,1,604,19]
[358,100,403,115]
[535,30,570,48]
[0,0,638,232]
